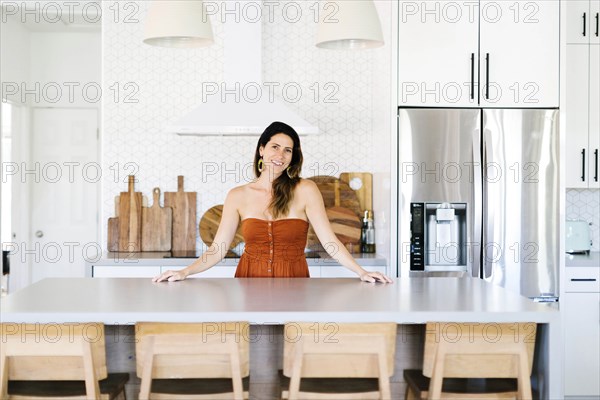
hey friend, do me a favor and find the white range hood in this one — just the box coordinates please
[167,6,319,136]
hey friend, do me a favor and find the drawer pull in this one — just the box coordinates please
[570,278,597,282]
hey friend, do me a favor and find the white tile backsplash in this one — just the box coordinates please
[566,189,600,251]
[102,1,393,252]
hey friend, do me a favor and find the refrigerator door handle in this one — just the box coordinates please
[473,118,482,278]
[482,128,490,279]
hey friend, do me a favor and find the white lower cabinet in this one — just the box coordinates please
[92,263,386,278]
[563,268,600,397]
[92,266,161,278]
[160,266,236,278]
[320,266,387,278]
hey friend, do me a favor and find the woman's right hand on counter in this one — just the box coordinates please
[152,269,187,283]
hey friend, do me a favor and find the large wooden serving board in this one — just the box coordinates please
[117,176,142,251]
[141,188,172,251]
[308,176,362,217]
[164,176,197,251]
[307,177,362,252]
[340,172,372,214]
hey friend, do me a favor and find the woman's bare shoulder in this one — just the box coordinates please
[226,184,252,201]
[296,178,320,195]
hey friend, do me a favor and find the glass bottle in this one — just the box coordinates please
[361,210,376,253]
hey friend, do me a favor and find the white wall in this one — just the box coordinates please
[29,32,101,108]
[0,13,31,90]
[102,2,395,263]
[567,189,600,251]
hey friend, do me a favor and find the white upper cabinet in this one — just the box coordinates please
[398,0,559,107]
[588,44,600,187]
[566,45,592,188]
[565,14,599,189]
[479,0,559,107]
[398,2,478,107]
[567,0,600,44]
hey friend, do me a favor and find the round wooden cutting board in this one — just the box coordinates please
[199,205,244,253]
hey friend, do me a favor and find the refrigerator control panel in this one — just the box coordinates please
[410,203,425,270]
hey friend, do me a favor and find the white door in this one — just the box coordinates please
[565,45,591,188]
[398,0,478,107]
[566,0,591,44]
[589,44,600,188]
[479,0,559,107]
[30,108,99,282]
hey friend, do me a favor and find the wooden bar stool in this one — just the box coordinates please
[0,322,129,399]
[280,322,397,400]
[135,322,250,400]
[404,322,537,400]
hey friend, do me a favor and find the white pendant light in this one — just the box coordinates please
[316,0,383,50]
[143,1,214,48]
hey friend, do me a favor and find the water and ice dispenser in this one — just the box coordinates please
[410,202,467,272]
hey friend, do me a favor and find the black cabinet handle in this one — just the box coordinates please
[470,53,475,100]
[594,149,598,182]
[485,53,490,100]
[571,278,597,282]
[582,148,586,181]
[595,13,599,37]
[583,12,587,36]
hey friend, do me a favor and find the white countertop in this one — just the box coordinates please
[565,251,600,267]
[0,277,558,324]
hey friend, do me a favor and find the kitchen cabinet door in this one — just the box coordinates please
[398,1,478,107]
[589,44,600,188]
[567,0,592,44]
[93,266,160,278]
[566,45,591,188]
[160,266,236,278]
[479,0,559,107]
[563,292,600,397]
[593,0,600,44]
[320,266,387,278]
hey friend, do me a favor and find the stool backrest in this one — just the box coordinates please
[0,322,107,381]
[283,322,397,378]
[423,322,536,378]
[135,322,250,379]
[0,323,106,399]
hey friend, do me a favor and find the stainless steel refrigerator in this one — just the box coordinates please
[398,108,559,301]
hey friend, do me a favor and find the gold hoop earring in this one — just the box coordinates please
[258,158,264,173]
[286,166,294,179]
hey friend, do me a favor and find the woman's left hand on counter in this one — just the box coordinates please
[360,271,393,283]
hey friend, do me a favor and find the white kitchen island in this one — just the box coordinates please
[1,277,561,399]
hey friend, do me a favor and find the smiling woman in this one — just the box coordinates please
[154,121,392,284]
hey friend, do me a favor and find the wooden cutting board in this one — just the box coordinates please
[117,175,143,252]
[107,217,119,252]
[340,172,372,213]
[141,188,173,251]
[164,176,197,251]
[307,178,362,252]
[308,176,362,217]
[199,205,244,252]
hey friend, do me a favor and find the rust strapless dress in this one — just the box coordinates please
[235,218,310,277]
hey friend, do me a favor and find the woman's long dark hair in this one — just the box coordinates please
[254,121,303,219]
